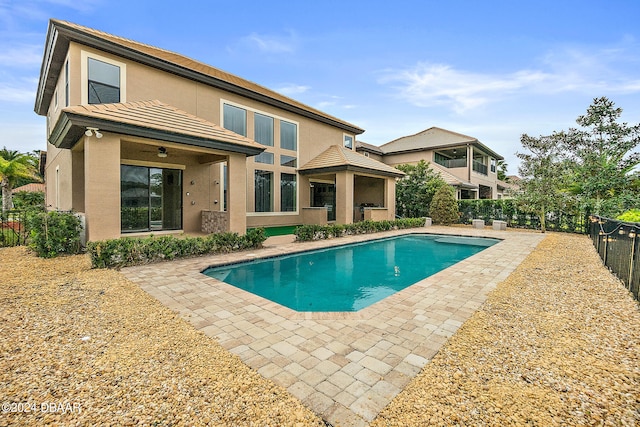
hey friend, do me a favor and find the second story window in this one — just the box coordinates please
[88,58,120,104]
[280,121,297,151]
[223,104,247,136]
[254,113,273,146]
[344,135,353,149]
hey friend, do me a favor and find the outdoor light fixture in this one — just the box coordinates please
[85,127,103,138]
[157,147,168,158]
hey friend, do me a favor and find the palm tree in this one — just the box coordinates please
[0,148,40,213]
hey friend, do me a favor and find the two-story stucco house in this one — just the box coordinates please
[357,127,506,199]
[34,20,402,242]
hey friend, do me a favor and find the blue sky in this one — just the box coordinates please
[1,0,640,174]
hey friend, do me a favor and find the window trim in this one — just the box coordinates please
[81,50,127,105]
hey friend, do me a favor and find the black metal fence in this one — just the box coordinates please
[589,215,640,302]
[0,209,29,247]
[458,200,589,233]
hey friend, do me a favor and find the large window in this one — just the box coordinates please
[88,57,120,104]
[280,155,297,168]
[121,165,182,232]
[223,104,247,136]
[254,152,274,164]
[255,170,273,212]
[281,120,297,150]
[281,173,297,212]
[254,113,274,146]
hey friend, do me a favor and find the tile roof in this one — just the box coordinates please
[298,145,404,177]
[12,183,45,193]
[52,100,265,155]
[380,126,503,160]
[36,20,364,135]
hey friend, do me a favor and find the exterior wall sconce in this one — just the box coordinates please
[85,127,102,138]
[157,147,168,158]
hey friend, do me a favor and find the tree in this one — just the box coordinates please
[395,160,447,218]
[562,97,640,216]
[497,160,509,182]
[0,148,40,213]
[429,185,459,225]
[516,134,572,233]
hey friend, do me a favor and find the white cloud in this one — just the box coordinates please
[379,63,549,113]
[276,83,310,95]
[0,44,43,67]
[0,82,37,103]
[234,31,298,54]
[379,43,640,114]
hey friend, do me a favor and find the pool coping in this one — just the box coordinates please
[121,226,545,427]
[200,231,503,320]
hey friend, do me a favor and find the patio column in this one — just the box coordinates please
[227,153,247,234]
[335,170,354,224]
[385,177,397,220]
[84,133,121,241]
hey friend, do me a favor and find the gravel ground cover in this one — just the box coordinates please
[2,232,639,426]
[0,247,323,426]
[372,233,640,426]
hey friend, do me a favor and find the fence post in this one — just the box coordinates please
[629,231,636,292]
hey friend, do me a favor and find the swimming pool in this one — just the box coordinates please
[203,234,499,312]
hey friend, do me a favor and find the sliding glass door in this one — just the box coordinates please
[121,165,182,232]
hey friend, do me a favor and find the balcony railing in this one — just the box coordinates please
[473,161,488,175]
[434,156,467,169]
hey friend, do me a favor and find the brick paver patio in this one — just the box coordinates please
[122,226,544,426]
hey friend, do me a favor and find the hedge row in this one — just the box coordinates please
[294,218,426,241]
[87,228,267,268]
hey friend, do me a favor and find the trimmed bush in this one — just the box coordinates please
[294,218,425,242]
[429,185,459,225]
[27,210,82,258]
[87,227,267,268]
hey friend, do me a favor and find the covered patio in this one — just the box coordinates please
[48,100,265,241]
[298,145,404,224]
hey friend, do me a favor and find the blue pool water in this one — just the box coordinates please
[203,234,498,312]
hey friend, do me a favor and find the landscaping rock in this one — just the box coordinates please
[371,233,640,426]
[0,247,323,426]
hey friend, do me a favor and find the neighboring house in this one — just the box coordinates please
[357,127,505,200]
[34,19,402,242]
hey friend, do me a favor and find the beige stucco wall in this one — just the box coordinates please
[43,41,374,239]
[84,133,120,241]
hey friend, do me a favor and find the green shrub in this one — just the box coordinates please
[27,210,82,258]
[617,209,640,223]
[429,186,459,225]
[294,218,425,241]
[12,191,45,209]
[87,228,267,268]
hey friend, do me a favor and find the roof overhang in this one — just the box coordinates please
[49,112,265,156]
[383,141,504,160]
[298,165,404,178]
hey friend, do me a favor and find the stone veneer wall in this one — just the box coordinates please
[201,210,228,233]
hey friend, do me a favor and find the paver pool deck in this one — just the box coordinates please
[122,226,545,426]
